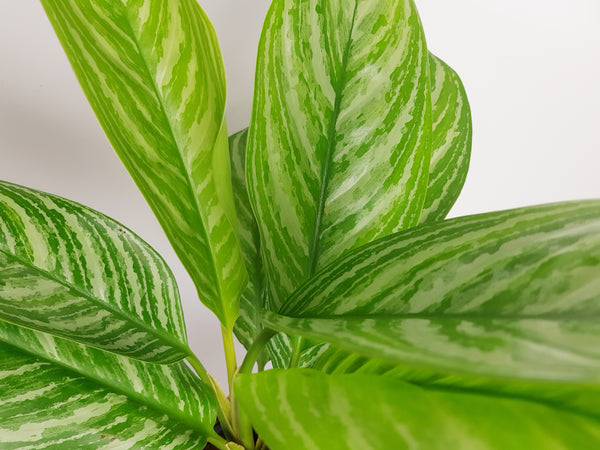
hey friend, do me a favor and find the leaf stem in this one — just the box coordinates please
[239,328,277,374]
[186,354,234,439]
[231,328,278,450]
[221,324,238,393]
[207,435,229,450]
[255,437,267,450]
[231,394,255,450]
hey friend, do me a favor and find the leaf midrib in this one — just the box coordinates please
[0,248,191,359]
[120,4,228,319]
[307,1,359,278]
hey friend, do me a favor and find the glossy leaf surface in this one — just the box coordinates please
[305,344,600,420]
[270,201,600,381]
[420,54,472,223]
[0,320,216,440]
[230,129,264,348]
[0,345,211,448]
[0,181,189,363]
[247,0,432,309]
[41,0,246,329]
[236,369,600,450]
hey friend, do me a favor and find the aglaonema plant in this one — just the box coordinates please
[1,0,599,448]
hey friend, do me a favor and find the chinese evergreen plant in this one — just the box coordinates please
[1,0,599,448]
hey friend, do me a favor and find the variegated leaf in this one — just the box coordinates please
[229,129,264,349]
[268,201,600,381]
[247,0,432,310]
[420,53,472,223]
[41,0,247,329]
[305,344,600,420]
[0,338,217,447]
[235,369,600,450]
[0,181,189,363]
[0,320,216,440]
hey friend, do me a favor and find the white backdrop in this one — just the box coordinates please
[1,0,599,388]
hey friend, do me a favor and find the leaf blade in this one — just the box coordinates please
[235,369,600,450]
[420,53,472,223]
[0,319,216,438]
[247,0,432,309]
[0,181,188,363]
[305,344,600,420]
[229,128,264,348]
[271,201,600,382]
[40,0,247,328]
[0,343,212,448]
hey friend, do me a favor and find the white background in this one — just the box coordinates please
[1,0,599,388]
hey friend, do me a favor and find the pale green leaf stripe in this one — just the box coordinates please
[0,181,189,363]
[0,344,208,449]
[41,0,247,328]
[236,369,600,450]
[230,129,264,348]
[307,344,600,420]
[266,313,600,382]
[247,0,432,309]
[420,54,472,223]
[271,201,600,381]
[0,320,216,437]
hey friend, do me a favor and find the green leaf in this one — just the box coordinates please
[420,54,472,223]
[304,344,600,420]
[229,129,264,348]
[0,181,189,363]
[0,319,216,443]
[247,0,432,309]
[40,0,247,329]
[268,201,600,382]
[235,369,600,450]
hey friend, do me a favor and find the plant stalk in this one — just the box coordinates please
[207,435,229,450]
[232,328,278,450]
[255,437,267,450]
[221,324,238,393]
[239,328,277,374]
[231,392,255,450]
[186,354,235,440]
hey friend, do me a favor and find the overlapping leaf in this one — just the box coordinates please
[229,129,264,348]
[231,51,471,351]
[247,0,432,311]
[420,53,472,223]
[305,344,600,420]
[0,181,189,363]
[235,370,600,450]
[0,330,214,449]
[41,0,247,329]
[267,201,600,381]
[0,320,216,443]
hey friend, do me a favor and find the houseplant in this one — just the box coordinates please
[1,0,599,448]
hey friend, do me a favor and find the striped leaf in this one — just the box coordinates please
[229,129,264,348]
[420,54,472,223]
[0,319,216,441]
[247,0,432,310]
[306,344,600,420]
[0,181,189,363]
[0,332,217,447]
[235,369,600,450]
[267,201,600,382]
[41,0,247,329]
